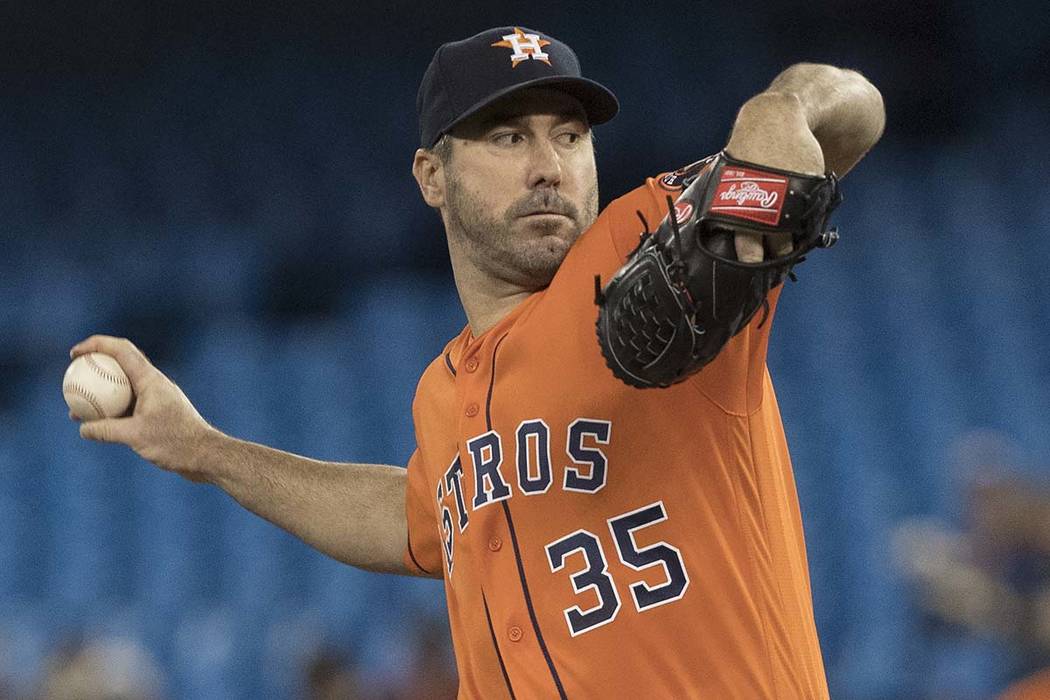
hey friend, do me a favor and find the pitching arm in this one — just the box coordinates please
[69,335,417,576]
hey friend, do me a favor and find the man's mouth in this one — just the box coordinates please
[522,210,571,219]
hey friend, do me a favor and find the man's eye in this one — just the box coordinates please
[493,132,525,146]
[556,132,582,146]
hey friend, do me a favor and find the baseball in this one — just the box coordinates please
[63,352,134,421]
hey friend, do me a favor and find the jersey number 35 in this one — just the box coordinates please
[545,501,689,637]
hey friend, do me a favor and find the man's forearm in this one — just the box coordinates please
[722,63,883,263]
[195,429,415,575]
[727,63,884,178]
[764,62,885,176]
[69,334,421,577]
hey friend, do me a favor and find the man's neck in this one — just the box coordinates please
[456,269,534,338]
[445,243,534,337]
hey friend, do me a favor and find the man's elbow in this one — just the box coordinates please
[833,66,886,151]
[780,63,885,175]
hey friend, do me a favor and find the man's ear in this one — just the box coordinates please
[412,148,446,209]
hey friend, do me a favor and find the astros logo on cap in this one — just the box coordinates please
[491,27,552,67]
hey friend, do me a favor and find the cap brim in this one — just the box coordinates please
[436,76,619,145]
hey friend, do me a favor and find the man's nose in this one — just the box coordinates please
[527,138,562,189]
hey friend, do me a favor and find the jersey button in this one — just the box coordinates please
[508,625,523,642]
[465,403,479,418]
[465,357,479,373]
[488,537,502,552]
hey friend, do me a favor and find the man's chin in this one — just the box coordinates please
[537,233,576,263]
[516,239,574,288]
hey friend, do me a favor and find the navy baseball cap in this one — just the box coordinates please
[417,26,619,148]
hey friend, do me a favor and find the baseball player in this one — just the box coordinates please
[71,26,884,698]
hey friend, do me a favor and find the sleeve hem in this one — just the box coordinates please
[403,537,440,578]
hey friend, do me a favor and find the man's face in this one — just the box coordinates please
[438,88,599,290]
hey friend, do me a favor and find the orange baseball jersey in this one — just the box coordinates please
[403,161,829,699]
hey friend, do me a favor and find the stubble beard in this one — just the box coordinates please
[444,171,599,291]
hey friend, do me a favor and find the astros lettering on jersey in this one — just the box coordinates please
[403,162,829,699]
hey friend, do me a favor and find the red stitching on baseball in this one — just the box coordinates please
[85,354,130,387]
[63,381,106,419]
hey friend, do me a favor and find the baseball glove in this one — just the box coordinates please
[595,151,842,389]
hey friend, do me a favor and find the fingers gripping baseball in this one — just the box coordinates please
[79,417,134,444]
[69,336,214,482]
[70,335,159,390]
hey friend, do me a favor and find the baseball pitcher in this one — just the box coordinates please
[71,26,884,699]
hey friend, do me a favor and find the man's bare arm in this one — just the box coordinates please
[69,335,424,577]
[728,62,885,177]
[766,62,886,177]
[196,433,413,575]
[725,63,885,261]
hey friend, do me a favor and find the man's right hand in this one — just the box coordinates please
[69,335,217,483]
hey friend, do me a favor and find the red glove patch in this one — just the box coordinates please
[709,167,788,226]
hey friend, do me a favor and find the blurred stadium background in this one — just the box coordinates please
[1,1,1048,698]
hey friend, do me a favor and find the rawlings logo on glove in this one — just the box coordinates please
[594,151,842,389]
[711,169,788,224]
